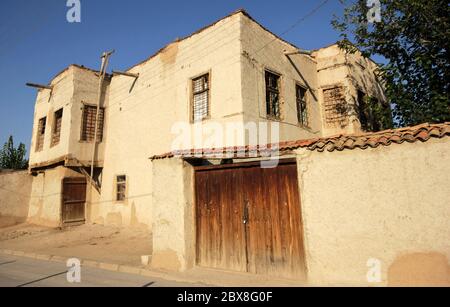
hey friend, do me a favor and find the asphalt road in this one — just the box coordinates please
[0,254,199,287]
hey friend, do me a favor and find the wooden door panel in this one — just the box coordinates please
[195,161,305,279]
[195,168,246,272]
[62,178,86,224]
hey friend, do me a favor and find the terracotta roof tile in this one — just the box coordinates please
[150,123,450,160]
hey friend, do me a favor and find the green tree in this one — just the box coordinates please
[0,136,28,170]
[332,0,450,127]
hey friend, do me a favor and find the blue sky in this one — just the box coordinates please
[0,0,349,151]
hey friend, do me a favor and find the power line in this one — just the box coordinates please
[254,0,331,55]
[31,8,330,124]
[5,8,332,206]
[105,4,331,118]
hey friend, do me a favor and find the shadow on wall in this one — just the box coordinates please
[0,171,33,228]
[388,252,450,287]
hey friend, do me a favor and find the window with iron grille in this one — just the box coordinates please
[265,71,281,119]
[296,85,308,126]
[116,175,126,202]
[323,86,349,127]
[36,117,46,152]
[51,109,63,147]
[192,74,209,122]
[81,105,104,142]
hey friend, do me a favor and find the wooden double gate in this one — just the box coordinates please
[195,160,306,279]
[62,177,87,225]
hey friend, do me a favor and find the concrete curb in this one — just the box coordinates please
[0,249,301,286]
[0,249,213,286]
[0,248,142,274]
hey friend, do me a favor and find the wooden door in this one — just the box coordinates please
[195,160,305,279]
[196,167,247,272]
[62,177,87,225]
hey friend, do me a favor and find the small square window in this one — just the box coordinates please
[116,175,126,202]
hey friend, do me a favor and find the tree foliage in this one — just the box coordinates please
[332,0,450,127]
[0,136,28,170]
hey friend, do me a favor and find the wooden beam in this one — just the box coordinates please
[78,166,101,193]
[26,83,53,90]
[284,49,312,56]
[112,70,139,79]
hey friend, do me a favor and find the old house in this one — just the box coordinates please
[27,10,385,228]
[11,9,447,285]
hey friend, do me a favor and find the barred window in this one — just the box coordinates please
[265,71,281,119]
[36,117,46,152]
[116,175,126,202]
[323,86,349,127]
[81,105,104,142]
[51,109,63,147]
[192,74,209,122]
[296,85,308,126]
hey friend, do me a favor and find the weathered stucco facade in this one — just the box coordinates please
[0,9,445,285]
[0,171,32,227]
[295,137,450,286]
[26,10,386,230]
[150,123,450,286]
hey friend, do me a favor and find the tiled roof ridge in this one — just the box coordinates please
[150,122,450,160]
[304,122,450,153]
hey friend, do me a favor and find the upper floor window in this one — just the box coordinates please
[296,85,308,127]
[265,71,281,119]
[357,90,384,132]
[357,90,370,131]
[51,109,63,147]
[323,86,348,128]
[81,105,104,142]
[192,74,210,122]
[35,117,46,152]
[116,175,126,202]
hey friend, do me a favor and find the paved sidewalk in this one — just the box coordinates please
[0,223,152,267]
[0,254,201,287]
[0,223,305,287]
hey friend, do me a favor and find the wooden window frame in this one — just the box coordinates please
[265,70,282,120]
[296,84,309,127]
[191,72,211,123]
[80,104,105,143]
[35,116,46,152]
[51,108,63,147]
[115,175,127,203]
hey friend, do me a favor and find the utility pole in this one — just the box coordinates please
[90,50,114,181]
[87,50,114,220]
